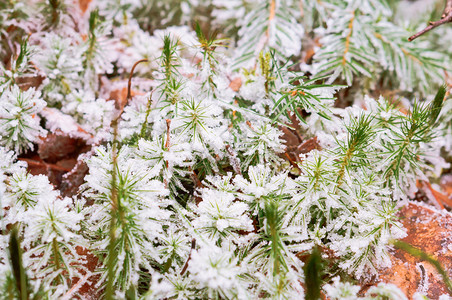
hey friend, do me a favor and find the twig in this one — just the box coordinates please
[226,144,242,175]
[180,239,196,276]
[165,119,171,149]
[18,158,72,172]
[126,59,148,101]
[408,0,452,41]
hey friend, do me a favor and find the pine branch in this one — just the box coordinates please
[408,0,452,41]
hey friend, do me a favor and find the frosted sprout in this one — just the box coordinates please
[189,244,245,299]
[0,86,46,153]
[323,277,361,300]
[34,33,83,104]
[193,189,253,241]
[238,120,286,169]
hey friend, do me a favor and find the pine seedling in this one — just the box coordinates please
[370,22,448,93]
[81,9,114,89]
[238,120,286,170]
[135,133,193,195]
[334,113,376,187]
[188,244,246,299]
[0,38,35,93]
[35,34,83,105]
[0,85,46,153]
[272,75,340,124]
[312,2,378,86]
[84,146,171,296]
[173,97,230,171]
[312,0,448,93]
[157,35,183,105]
[192,188,253,245]
[25,197,84,293]
[382,89,444,196]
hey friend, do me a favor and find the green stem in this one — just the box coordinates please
[51,238,61,270]
[106,117,120,299]
[392,240,452,294]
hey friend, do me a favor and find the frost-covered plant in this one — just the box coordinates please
[310,0,448,94]
[0,39,36,93]
[232,0,304,69]
[83,146,172,294]
[81,9,115,89]
[0,85,46,153]
[324,277,408,300]
[0,0,451,298]
[0,146,84,298]
[34,33,83,104]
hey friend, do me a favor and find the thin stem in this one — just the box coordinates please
[408,0,452,41]
[127,59,149,101]
[342,11,355,65]
[52,238,61,271]
[180,239,196,276]
[140,91,153,139]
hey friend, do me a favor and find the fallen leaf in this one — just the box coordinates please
[229,77,242,92]
[376,202,452,299]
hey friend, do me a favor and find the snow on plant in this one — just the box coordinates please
[0,0,451,298]
[81,9,116,89]
[0,85,46,153]
[324,277,409,300]
[83,145,173,293]
[34,33,83,105]
[135,135,193,194]
[237,120,286,169]
[0,39,36,93]
[0,145,84,297]
[24,196,84,295]
[311,0,448,93]
[173,97,230,159]
[192,189,253,243]
[63,90,116,137]
[188,244,246,299]
[232,0,304,69]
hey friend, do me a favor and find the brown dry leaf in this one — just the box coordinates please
[60,159,89,198]
[15,75,45,91]
[377,202,452,299]
[229,77,242,92]
[296,136,321,156]
[109,87,129,111]
[109,87,143,112]
[38,131,81,162]
[19,155,68,187]
[67,246,102,300]
[79,0,92,13]
[440,175,452,206]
